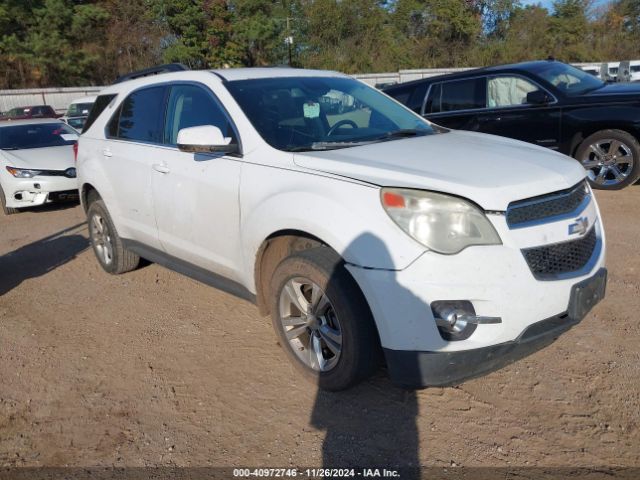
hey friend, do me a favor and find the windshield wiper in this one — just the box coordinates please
[377,129,430,140]
[309,140,380,150]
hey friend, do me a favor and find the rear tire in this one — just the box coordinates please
[86,198,140,274]
[576,129,640,190]
[269,247,380,391]
[0,185,18,215]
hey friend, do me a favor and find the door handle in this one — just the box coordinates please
[152,163,170,174]
[478,115,501,122]
[103,148,112,157]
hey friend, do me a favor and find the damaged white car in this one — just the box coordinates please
[0,119,79,215]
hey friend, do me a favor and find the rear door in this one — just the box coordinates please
[101,85,168,249]
[151,83,243,281]
[423,77,486,130]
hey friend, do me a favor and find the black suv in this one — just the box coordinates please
[385,60,640,190]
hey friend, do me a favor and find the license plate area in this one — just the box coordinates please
[568,268,607,321]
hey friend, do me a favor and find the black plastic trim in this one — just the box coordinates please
[121,239,256,304]
[384,268,607,388]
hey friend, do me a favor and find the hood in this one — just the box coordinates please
[0,145,75,171]
[584,82,640,97]
[293,130,585,211]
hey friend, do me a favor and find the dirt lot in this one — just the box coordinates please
[1,187,639,474]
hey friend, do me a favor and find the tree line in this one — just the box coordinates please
[1,0,639,89]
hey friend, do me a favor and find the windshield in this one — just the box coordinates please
[67,102,94,117]
[531,62,604,95]
[0,123,78,150]
[225,76,435,151]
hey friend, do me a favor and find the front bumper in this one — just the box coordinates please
[2,175,78,209]
[346,196,606,387]
[385,267,606,388]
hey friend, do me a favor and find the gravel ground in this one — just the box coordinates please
[0,187,639,476]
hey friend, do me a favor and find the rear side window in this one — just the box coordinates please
[84,94,116,132]
[425,83,442,114]
[109,86,167,143]
[386,86,412,106]
[440,78,487,112]
[164,84,236,145]
[406,83,428,114]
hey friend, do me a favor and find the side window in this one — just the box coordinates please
[440,78,487,112]
[425,83,442,114]
[164,85,235,146]
[85,94,116,132]
[387,86,412,106]
[112,86,167,143]
[406,83,428,114]
[488,76,539,108]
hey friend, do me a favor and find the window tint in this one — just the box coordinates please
[425,83,442,114]
[488,76,539,108]
[440,78,487,112]
[387,86,412,106]
[83,94,116,132]
[164,85,235,145]
[113,87,166,142]
[406,83,428,114]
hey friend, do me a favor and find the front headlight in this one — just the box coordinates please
[6,166,42,178]
[381,188,501,254]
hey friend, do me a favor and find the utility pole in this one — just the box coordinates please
[284,16,293,66]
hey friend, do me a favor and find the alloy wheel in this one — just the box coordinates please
[90,213,114,265]
[581,138,634,187]
[278,277,342,372]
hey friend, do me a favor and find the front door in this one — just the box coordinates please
[151,83,243,281]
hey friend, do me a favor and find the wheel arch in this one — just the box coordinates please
[80,182,101,213]
[253,229,336,316]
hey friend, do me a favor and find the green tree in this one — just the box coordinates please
[154,0,242,68]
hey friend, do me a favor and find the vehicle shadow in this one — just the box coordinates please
[310,233,422,476]
[0,222,88,296]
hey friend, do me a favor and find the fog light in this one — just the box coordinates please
[431,300,501,341]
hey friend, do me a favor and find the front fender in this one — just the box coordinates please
[238,165,426,289]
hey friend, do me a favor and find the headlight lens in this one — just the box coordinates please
[6,166,42,178]
[381,188,501,254]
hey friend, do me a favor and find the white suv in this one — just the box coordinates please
[77,67,607,391]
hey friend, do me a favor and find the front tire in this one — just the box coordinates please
[576,129,640,190]
[269,247,380,391]
[0,185,18,215]
[87,199,140,274]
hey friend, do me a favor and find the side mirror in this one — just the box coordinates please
[177,125,238,154]
[526,90,552,105]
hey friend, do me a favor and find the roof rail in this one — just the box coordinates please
[113,63,189,84]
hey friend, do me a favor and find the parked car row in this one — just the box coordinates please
[384,59,640,189]
[2,96,96,133]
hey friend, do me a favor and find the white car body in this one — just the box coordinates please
[0,119,78,210]
[77,68,606,388]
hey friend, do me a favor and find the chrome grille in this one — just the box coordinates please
[522,226,597,280]
[506,181,590,228]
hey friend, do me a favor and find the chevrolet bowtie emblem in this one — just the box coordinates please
[568,216,589,236]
